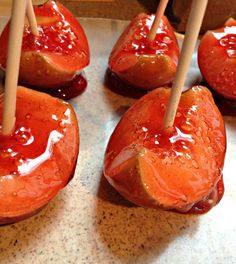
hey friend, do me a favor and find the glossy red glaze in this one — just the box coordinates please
[198,18,236,100]
[110,14,179,61]
[109,13,179,90]
[0,87,79,224]
[22,20,78,55]
[0,0,89,90]
[104,86,226,214]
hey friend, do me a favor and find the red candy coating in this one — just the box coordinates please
[0,0,90,90]
[104,86,226,214]
[0,87,79,225]
[198,18,236,100]
[109,13,179,90]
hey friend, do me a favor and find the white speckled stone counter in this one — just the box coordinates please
[0,17,236,264]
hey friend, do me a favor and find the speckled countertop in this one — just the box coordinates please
[0,17,236,264]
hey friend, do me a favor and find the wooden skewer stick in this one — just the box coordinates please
[162,0,208,130]
[147,0,169,42]
[26,0,39,36]
[2,0,28,135]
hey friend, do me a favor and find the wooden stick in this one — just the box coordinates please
[147,0,169,42]
[162,0,208,130]
[2,0,28,135]
[26,0,39,36]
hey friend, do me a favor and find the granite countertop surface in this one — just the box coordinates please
[0,15,236,264]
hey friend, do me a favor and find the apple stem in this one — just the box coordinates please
[26,0,39,36]
[2,0,28,135]
[147,0,169,42]
[162,0,208,130]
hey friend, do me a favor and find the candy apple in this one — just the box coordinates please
[0,0,89,93]
[198,18,236,100]
[104,86,226,213]
[108,13,180,90]
[0,86,79,225]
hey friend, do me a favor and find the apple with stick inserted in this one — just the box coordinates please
[104,0,226,214]
[0,0,79,225]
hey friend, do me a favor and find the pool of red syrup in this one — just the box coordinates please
[106,68,172,98]
[105,69,149,99]
[213,95,236,116]
[44,72,87,100]
[200,80,236,116]
[188,177,224,214]
[19,72,87,100]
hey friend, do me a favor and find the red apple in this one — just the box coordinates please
[104,86,226,213]
[0,86,79,225]
[0,0,90,90]
[198,18,236,100]
[109,13,180,90]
